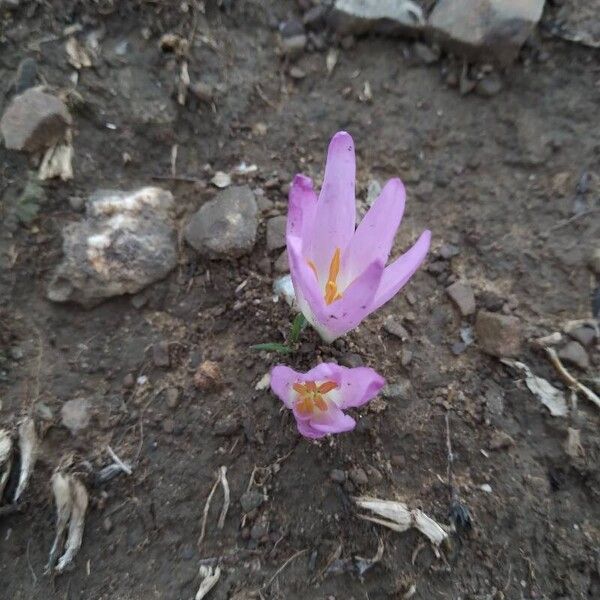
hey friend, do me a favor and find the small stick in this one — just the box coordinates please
[217,466,230,530]
[545,347,600,410]
[152,174,205,184]
[198,474,220,548]
[262,549,307,590]
[546,207,600,233]
[106,446,132,476]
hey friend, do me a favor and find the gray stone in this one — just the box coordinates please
[446,281,476,316]
[349,467,368,486]
[152,341,170,368]
[165,387,180,409]
[47,187,177,307]
[266,215,287,251]
[328,0,425,36]
[476,72,503,97]
[61,398,91,434]
[558,341,590,370]
[439,243,460,259]
[184,186,258,258]
[339,353,363,368]
[250,522,268,541]
[589,248,600,275]
[413,42,439,64]
[1,88,71,152]
[475,310,522,357]
[428,0,545,66]
[214,415,241,436]
[240,490,265,513]
[13,58,38,94]
[279,34,307,57]
[568,325,597,348]
[382,380,412,401]
[330,469,346,483]
[273,250,288,273]
[383,315,409,340]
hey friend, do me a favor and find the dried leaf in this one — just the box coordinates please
[565,427,584,458]
[14,417,38,502]
[501,359,568,417]
[45,473,73,573]
[56,476,88,573]
[65,37,92,69]
[39,141,74,181]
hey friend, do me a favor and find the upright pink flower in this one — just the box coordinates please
[270,363,385,439]
[287,131,431,342]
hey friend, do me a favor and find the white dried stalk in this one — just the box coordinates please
[45,472,73,573]
[354,496,448,546]
[14,417,39,502]
[565,428,584,458]
[39,138,74,181]
[56,476,88,573]
[0,429,13,499]
[217,466,229,530]
[195,565,221,600]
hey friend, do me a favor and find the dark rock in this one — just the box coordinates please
[266,215,287,251]
[250,522,268,541]
[476,72,503,97]
[1,88,71,152]
[47,188,177,307]
[330,469,346,483]
[240,490,265,512]
[383,315,409,340]
[273,250,288,273]
[123,373,135,389]
[303,5,328,29]
[279,34,307,57]
[13,58,38,94]
[328,0,425,36]
[391,454,405,468]
[568,325,597,348]
[475,310,522,357]
[428,0,545,66]
[279,18,305,38]
[184,186,258,258]
[479,291,504,312]
[339,353,363,368]
[558,341,589,370]
[152,341,170,368]
[349,467,368,486]
[446,281,476,316]
[61,398,91,435]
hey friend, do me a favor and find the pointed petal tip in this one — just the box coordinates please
[330,130,354,148]
[291,173,313,190]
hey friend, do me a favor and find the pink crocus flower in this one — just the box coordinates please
[270,363,385,439]
[287,131,431,342]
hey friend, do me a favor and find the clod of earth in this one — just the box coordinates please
[47,187,178,307]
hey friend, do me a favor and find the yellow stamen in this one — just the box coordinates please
[293,380,337,416]
[325,248,343,305]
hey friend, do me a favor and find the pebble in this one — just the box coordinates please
[266,215,287,251]
[349,467,368,486]
[165,387,180,409]
[179,545,195,561]
[13,57,38,94]
[240,490,265,512]
[489,430,515,450]
[152,341,170,368]
[558,341,589,370]
[479,291,504,312]
[68,196,85,212]
[214,415,241,436]
[250,522,268,541]
[476,72,503,97]
[479,483,493,493]
[475,310,522,358]
[568,325,597,348]
[382,380,412,401]
[329,469,346,483]
[338,353,363,368]
[102,516,113,533]
[194,360,223,390]
[400,349,413,366]
[273,250,288,273]
[289,66,306,80]
[35,402,53,421]
[184,186,258,258]
[162,418,175,434]
[413,42,440,65]
[589,248,600,275]
[61,398,91,435]
[366,466,383,484]
[1,88,72,152]
[279,18,305,38]
[446,281,476,316]
[280,34,307,57]
[391,454,406,468]
[383,315,409,340]
[123,373,135,389]
[439,243,460,259]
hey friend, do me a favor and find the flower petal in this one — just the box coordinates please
[372,229,431,311]
[306,132,356,276]
[318,259,384,341]
[287,174,318,246]
[342,178,405,284]
[296,419,325,439]
[309,403,356,435]
[270,365,300,409]
[337,366,386,408]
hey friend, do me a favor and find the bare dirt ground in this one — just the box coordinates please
[1,1,599,599]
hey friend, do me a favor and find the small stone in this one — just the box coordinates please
[69,196,85,212]
[349,467,368,486]
[123,373,135,389]
[338,353,363,368]
[589,248,600,275]
[479,483,493,493]
[266,215,287,251]
[479,291,504,312]
[240,490,265,513]
[194,360,223,390]
[568,325,597,348]
[35,402,54,421]
[383,315,409,340]
[152,341,170,368]
[446,281,476,316]
[61,398,91,435]
[439,243,460,259]
[382,380,412,401]
[400,349,413,366]
[413,42,439,64]
[9,346,23,360]
[279,18,305,38]
[130,293,148,309]
[489,430,515,450]
[250,522,268,541]
[165,387,180,409]
[214,415,241,436]
[184,186,258,258]
[475,310,522,358]
[280,34,307,57]
[13,57,38,94]
[558,341,589,370]
[273,250,288,273]
[103,516,113,533]
[476,72,503,97]
[329,469,346,483]
[1,88,72,152]
[179,544,195,561]
[162,418,175,434]
[289,66,306,80]
[366,466,383,484]
[391,454,405,468]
